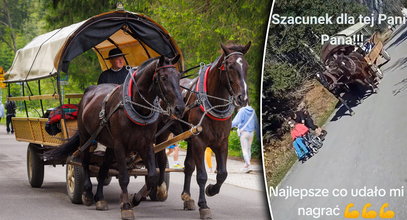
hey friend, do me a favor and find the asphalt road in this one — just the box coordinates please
[271,26,407,220]
[0,127,269,220]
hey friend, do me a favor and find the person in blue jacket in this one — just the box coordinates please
[232,105,260,173]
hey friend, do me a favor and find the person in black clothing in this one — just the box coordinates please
[97,48,129,85]
[94,48,130,156]
[5,96,16,134]
[291,101,327,138]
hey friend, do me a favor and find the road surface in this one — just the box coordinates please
[0,126,269,220]
[271,25,407,220]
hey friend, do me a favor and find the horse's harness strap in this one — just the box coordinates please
[79,86,122,152]
[183,77,201,111]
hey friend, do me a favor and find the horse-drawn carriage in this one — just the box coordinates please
[318,32,391,114]
[5,8,251,220]
[4,8,200,215]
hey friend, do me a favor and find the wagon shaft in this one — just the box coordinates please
[133,125,202,164]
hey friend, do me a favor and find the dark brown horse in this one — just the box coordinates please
[326,51,378,92]
[45,55,185,220]
[320,50,380,115]
[154,42,251,219]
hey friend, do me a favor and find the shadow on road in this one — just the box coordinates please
[383,57,407,72]
[39,182,67,194]
[393,77,407,96]
[387,24,407,49]
[331,85,373,121]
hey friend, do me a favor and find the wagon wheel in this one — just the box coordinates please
[27,143,44,188]
[66,156,85,204]
[148,160,170,201]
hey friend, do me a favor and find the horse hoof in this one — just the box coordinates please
[183,199,196,210]
[205,184,217,197]
[95,200,109,211]
[199,208,212,219]
[350,111,355,116]
[156,182,168,201]
[82,193,94,206]
[121,209,135,220]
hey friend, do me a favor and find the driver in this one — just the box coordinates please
[94,48,130,156]
[97,48,129,85]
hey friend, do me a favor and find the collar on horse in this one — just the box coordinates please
[195,64,235,121]
[122,68,160,126]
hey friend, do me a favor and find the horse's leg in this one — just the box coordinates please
[206,139,228,197]
[191,142,212,219]
[141,143,159,193]
[154,149,169,201]
[81,148,94,206]
[181,140,196,211]
[151,132,170,201]
[94,147,114,210]
[113,144,134,220]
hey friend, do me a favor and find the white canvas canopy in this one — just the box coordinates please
[5,10,183,83]
[5,21,86,82]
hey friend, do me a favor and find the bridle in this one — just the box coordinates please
[153,64,178,110]
[218,51,245,98]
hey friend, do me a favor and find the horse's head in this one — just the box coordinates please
[152,55,185,118]
[219,42,251,107]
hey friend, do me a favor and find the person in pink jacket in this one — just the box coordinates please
[288,120,310,161]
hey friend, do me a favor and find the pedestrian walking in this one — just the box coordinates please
[0,100,4,122]
[5,96,16,134]
[232,105,259,173]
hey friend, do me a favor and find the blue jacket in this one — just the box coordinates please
[0,103,4,118]
[232,106,259,136]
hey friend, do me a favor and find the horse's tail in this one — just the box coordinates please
[43,132,80,160]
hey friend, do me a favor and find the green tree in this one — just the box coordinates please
[0,0,29,52]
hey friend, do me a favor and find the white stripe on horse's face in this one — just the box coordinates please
[243,79,248,100]
[237,57,243,71]
[236,57,248,101]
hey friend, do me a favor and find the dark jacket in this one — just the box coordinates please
[5,100,16,115]
[97,67,129,85]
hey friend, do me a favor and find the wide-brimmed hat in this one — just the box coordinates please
[104,48,126,60]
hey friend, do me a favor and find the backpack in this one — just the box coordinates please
[45,104,79,135]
